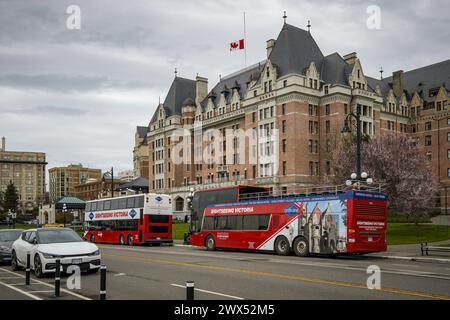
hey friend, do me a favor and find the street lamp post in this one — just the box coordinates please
[341,108,362,180]
[62,203,67,227]
[102,167,114,198]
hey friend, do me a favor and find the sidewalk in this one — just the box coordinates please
[369,239,450,264]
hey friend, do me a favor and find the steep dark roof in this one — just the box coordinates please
[201,61,265,109]
[321,53,349,86]
[150,76,196,123]
[383,59,450,100]
[269,23,324,77]
[136,126,148,139]
[366,59,450,100]
[116,177,149,192]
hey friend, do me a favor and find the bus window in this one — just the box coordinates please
[91,202,97,211]
[202,217,215,230]
[103,220,116,231]
[243,214,270,231]
[119,198,127,209]
[136,196,144,207]
[226,216,243,230]
[127,197,135,209]
[149,215,169,223]
[104,200,111,210]
[97,201,104,211]
[86,203,91,212]
[111,199,119,210]
[216,216,228,230]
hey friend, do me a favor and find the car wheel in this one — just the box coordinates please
[11,251,20,271]
[128,234,134,246]
[293,237,309,257]
[274,236,290,256]
[90,235,95,243]
[119,234,125,245]
[34,255,44,278]
[205,235,216,251]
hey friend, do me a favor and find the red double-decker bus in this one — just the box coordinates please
[83,193,173,246]
[190,186,387,256]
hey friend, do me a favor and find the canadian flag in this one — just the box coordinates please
[230,39,245,51]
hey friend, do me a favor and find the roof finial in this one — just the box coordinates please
[174,67,178,77]
[283,11,287,24]
[307,20,311,33]
[219,74,222,81]
[379,67,384,80]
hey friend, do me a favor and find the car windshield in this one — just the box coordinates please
[0,231,23,242]
[37,229,83,244]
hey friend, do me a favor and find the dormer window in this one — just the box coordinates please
[266,67,270,78]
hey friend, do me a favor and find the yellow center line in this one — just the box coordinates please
[102,252,450,300]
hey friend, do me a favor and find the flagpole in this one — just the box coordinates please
[243,11,247,67]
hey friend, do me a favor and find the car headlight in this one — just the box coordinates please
[40,252,60,259]
[88,250,100,256]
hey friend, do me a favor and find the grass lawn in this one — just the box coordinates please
[0,224,37,230]
[172,222,189,240]
[387,223,450,245]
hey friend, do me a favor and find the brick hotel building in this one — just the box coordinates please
[134,22,449,218]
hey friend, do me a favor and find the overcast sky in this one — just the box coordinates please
[0,0,449,179]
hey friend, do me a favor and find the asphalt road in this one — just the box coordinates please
[1,244,450,300]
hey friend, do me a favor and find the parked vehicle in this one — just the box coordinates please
[84,193,173,245]
[190,186,388,256]
[11,228,101,277]
[0,229,24,263]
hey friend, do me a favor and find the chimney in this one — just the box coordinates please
[266,39,276,58]
[1,137,4,151]
[393,70,404,97]
[343,52,357,65]
[195,75,208,104]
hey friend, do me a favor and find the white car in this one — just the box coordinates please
[11,228,101,278]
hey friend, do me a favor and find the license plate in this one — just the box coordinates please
[72,259,82,264]
[368,237,373,242]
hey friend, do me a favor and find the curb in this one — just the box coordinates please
[371,254,450,264]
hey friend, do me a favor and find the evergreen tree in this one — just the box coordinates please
[4,181,19,214]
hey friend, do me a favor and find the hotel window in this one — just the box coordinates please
[309,121,314,134]
[448,168,450,178]
[283,161,287,176]
[282,103,286,115]
[252,112,256,123]
[270,106,274,118]
[326,161,331,176]
[309,161,314,176]
[282,139,287,153]
[254,90,257,97]
[324,86,329,94]
[269,80,272,92]
[282,120,286,134]
[344,104,348,114]
[426,152,432,161]
[425,122,432,131]
[424,135,432,146]
[283,80,287,88]
[252,165,256,178]
[448,118,450,125]
[448,132,450,142]
[326,121,331,134]
[309,104,314,116]
[308,140,313,153]
[325,104,330,115]
[448,150,450,159]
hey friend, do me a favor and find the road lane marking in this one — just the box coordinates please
[0,268,92,300]
[170,283,244,300]
[28,290,54,294]
[0,276,22,279]
[103,252,450,300]
[0,279,42,300]
[98,246,450,281]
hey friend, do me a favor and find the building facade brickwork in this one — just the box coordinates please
[134,22,449,216]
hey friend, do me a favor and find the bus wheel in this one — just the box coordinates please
[293,237,309,257]
[205,235,216,251]
[274,236,290,256]
[90,235,95,243]
[119,234,125,245]
[128,234,134,246]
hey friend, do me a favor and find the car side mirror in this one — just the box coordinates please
[33,239,38,245]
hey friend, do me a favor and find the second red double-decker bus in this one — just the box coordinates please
[190,187,387,256]
[84,193,173,246]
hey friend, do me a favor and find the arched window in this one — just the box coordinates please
[175,197,184,212]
